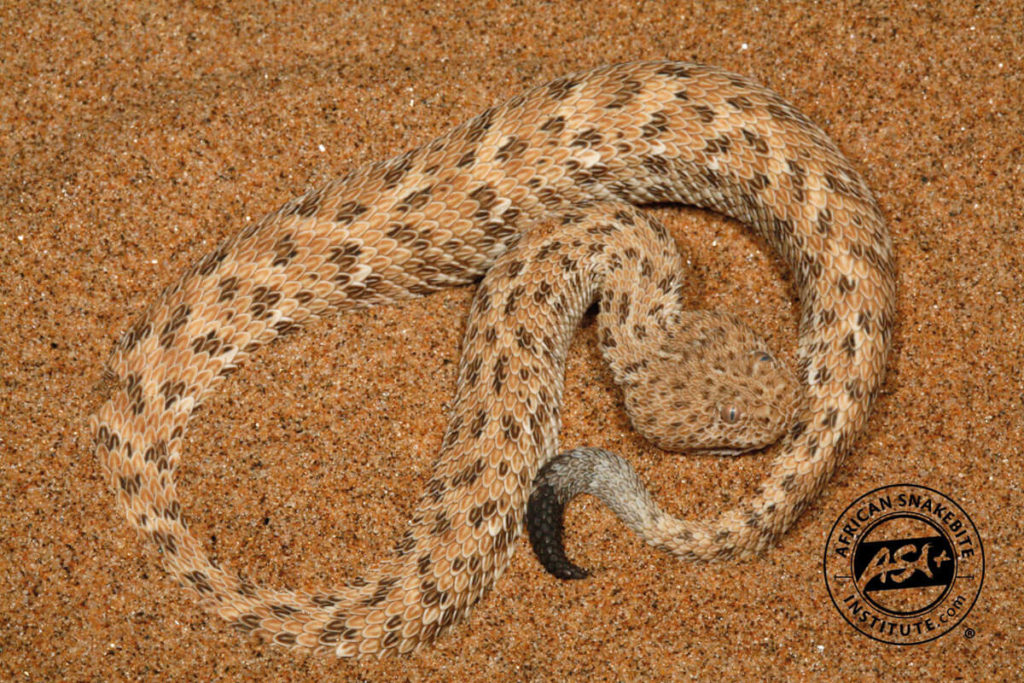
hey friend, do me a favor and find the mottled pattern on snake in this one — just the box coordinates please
[91,61,895,658]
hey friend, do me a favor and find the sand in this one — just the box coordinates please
[2,1,1022,679]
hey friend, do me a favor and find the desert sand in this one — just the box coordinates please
[2,2,1021,679]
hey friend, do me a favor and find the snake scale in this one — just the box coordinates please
[91,61,895,658]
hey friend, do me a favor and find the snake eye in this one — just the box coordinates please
[720,405,740,424]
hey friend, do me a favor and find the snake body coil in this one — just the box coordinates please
[92,61,895,657]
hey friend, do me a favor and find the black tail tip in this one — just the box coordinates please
[526,480,590,580]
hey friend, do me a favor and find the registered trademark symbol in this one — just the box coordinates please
[964,627,975,639]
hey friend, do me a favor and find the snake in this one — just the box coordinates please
[91,61,895,658]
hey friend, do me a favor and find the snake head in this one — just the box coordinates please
[622,310,801,454]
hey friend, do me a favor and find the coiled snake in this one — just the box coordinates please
[92,61,895,658]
